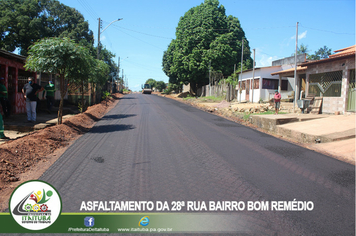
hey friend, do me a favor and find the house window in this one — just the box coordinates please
[240,81,246,90]
[309,71,342,97]
[253,79,259,89]
[262,78,278,90]
[281,80,288,91]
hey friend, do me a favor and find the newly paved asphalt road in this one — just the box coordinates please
[40,93,355,235]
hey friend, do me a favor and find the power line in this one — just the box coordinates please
[101,22,174,40]
[77,0,98,21]
[109,25,167,51]
[125,59,163,73]
[300,23,355,35]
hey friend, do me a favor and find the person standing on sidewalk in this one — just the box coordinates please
[44,81,55,113]
[0,112,9,139]
[0,77,11,118]
[274,89,281,115]
[22,77,44,123]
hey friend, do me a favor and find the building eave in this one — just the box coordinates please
[0,49,27,63]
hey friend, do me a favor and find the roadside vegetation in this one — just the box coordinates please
[0,0,124,123]
[242,110,287,121]
[183,95,225,103]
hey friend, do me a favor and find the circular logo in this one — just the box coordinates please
[9,180,62,230]
[139,216,150,227]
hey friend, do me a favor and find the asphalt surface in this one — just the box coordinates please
[39,93,355,235]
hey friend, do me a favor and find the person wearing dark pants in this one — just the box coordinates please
[0,112,9,139]
[44,81,55,113]
[274,89,281,115]
[0,77,11,118]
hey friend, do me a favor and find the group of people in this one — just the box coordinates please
[0,77,55,139]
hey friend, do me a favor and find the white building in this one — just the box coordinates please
[238,54,306,102]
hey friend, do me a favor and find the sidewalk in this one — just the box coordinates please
[184,98,355,165]
[250,113,355,164]
[1,107,78,145]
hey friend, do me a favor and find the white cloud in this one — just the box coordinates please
[257,55,278,67]
[255,48,278,67]
[290,30,307,40]
[298,30,307,40]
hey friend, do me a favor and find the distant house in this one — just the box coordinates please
[238,54,306,102]
[300,45,355,114]
[0,50,36,114]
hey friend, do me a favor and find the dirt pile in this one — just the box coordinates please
[0,93,123,186]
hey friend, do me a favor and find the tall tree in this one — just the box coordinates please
[291,43,310,56]
[155,81,167,92]
[162,0,252,93]
[25,37,94,124]
[308,46,332,60]
[144,78,157,88]
[0,0,93,55]
[292,44,332,60]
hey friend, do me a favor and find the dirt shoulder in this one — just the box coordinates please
[0,93,123,211]
[160,93,355,165]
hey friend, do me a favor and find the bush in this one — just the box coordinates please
[102,91,111,100]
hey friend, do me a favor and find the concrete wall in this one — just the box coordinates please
[322,97,344,114]
[182,84,190,93]
[272,54,306,66]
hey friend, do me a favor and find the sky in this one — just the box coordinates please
[59,0,355,92]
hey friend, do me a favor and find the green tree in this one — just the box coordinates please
[0,0,93,55]
[91,59,110,87]
[145,78,157,88]
[298,43,309,55]
[162,0,252,93]
[292,44,332,60]
[98,47,118,88]
[308,46,332,60]
[25,37,94,124]
[84,43,117,100]
[291,43,310,56]
[155,81,167,92]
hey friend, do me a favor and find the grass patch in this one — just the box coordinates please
[198,96,225,103]
[182,94,196,100]
[242,110,287,121]
[183,95,225,102]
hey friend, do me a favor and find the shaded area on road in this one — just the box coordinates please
[89,124,136,134]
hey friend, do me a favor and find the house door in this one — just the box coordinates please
[246,80,250,101]
[347,69,355,112]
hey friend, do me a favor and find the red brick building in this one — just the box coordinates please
[0,49,36,114]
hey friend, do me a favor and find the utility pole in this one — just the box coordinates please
[239,38,244,103]
[115,57,120,92]
[233,64,236,100]
[251,49,255,103]
[97,18,101,60]
[122,69,124,88]
[97,18,122,60]
[293,22,299,112]
[209,60,211,96]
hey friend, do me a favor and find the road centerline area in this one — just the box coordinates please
[40,93,355,235]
